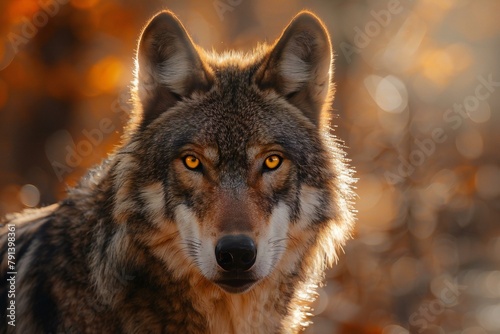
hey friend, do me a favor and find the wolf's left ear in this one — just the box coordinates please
[256,12,333,126]
[135,11,213,127]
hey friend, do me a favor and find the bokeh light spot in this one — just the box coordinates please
[87,56,123,93]
[420,49,454,86]
[383,324,409,334]
[477,304,500,331]
[468,101,491,124]
[485,271,500,297]
[7,0,40,22]
[19,184,40,208]
[475,164,500,199]
[365,75,408,113]
[455,128,483,160]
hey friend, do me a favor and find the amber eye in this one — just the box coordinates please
[184,155,201,170]
[264,155,282,171]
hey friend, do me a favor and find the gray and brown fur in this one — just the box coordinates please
[0,10,355,334]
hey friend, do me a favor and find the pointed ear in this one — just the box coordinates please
[136,11,213,127]
[256,11,333,126]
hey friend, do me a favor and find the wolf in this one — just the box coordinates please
[0,10,355,334]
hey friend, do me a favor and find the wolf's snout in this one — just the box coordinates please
[215,235,257,271]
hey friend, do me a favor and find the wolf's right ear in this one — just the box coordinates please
[256,12,333,127]
[135,11,213,127]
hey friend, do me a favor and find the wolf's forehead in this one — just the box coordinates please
[192,87,268,144]
[192,119,265,161]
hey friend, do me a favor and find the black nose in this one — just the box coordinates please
[215,235,257,271]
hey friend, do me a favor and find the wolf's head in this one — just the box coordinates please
[109,11,354,295]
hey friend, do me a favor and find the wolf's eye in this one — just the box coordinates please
[184,155,201,170]
[263,155,282,171]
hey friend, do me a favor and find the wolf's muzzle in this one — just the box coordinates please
[215,235,256,271]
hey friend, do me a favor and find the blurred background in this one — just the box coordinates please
[1,0,499,333]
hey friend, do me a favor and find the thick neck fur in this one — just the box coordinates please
[63,152,325,334]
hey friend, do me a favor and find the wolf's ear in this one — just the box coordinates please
[256,12,333,126]
[136,11,213,126]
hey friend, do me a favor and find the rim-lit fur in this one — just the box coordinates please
[0,10,355,334]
